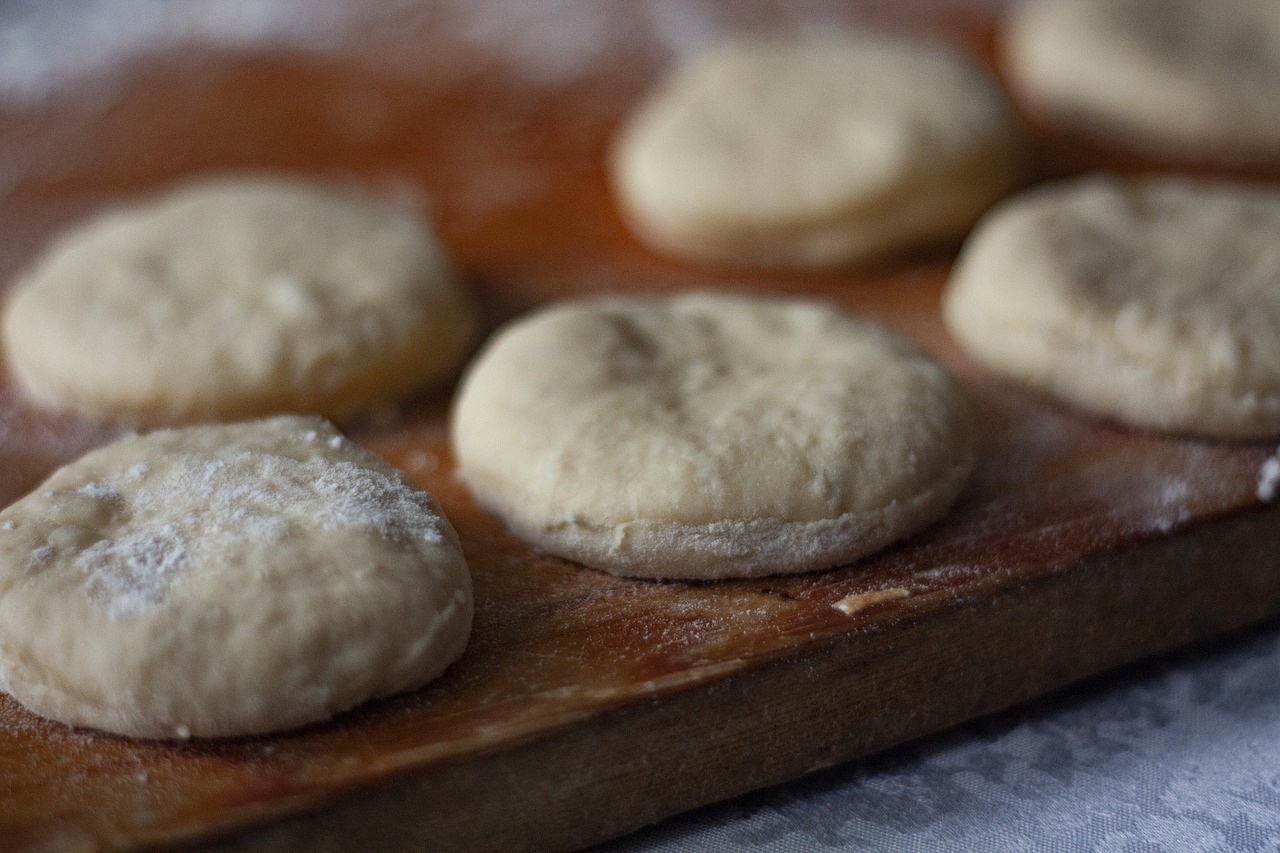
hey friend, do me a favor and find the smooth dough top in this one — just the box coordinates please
[0,416,472,738]
[452,293,973,579]
[1002,0,1280,161]
[2,177,476,425]
[943,177,1280,438]
[610,36,1021,267]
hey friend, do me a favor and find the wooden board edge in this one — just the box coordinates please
[147,502,1280,853]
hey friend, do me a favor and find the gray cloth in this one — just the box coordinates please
[604,622,1280,851]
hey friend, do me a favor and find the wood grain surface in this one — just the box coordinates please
[1,2,1279,851]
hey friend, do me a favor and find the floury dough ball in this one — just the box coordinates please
[0,416,472,738]
[1002,0,1280,162]
[451,293,974,579]
[944,177,1280,437]
[610,36,1021,267]
[2,177,476,425]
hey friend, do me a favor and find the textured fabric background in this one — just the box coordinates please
[604,621,1280,852]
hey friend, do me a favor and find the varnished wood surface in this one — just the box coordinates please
[0,3,1278,850]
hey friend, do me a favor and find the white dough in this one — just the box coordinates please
[943,177,1280,438]
[0,416,472,738]
[1002,0,1280,162]
[451,293,974,579]
[610,35,1021,267]
[2,177,476,425]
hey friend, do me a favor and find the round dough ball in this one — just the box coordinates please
[943,177,1280,438]
[610,36,1021,268]
[1002,0,1280,162]
[451,293,974,579]
[0,416,472,738]
[2,177,476,425]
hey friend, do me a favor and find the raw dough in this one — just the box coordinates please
[451,293,973,579]
[610,35,1021,267]
[0,416,472,738]
[1002,0,1280,162]
[943,177,1280,438]
[2,177,475,425]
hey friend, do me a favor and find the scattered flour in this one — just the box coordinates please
[0,0,378,104]
[16,425,449,620]
[79,524,191,619]
[91,448,440,614]
[1259,448,1280,502]
[0,0,1013,106]
[122,450,447,545]
[1153,478,1193,533]
[75,482,119,501]
[403,449,439,474]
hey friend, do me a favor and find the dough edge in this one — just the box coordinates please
[945,295,1280,438]
[614,138,1019,268]
[468,452,973,580]
[0,593,471,739]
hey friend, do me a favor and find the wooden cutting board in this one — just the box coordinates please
[1,3,1279,851]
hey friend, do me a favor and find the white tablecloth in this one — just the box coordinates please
[604,621,1280,851]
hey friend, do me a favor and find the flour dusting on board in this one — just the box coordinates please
[1259,447,1280,502]
[0,0,1012,106]
[0,0,376,104]
[1152,478,1193,533]
[1077,440,1262,539]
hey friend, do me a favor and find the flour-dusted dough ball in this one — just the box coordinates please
[0,416,472,738]
[610,36,1021,268]
[452,294,973,579]
[2,177,475,425]
[944,178,1280,438]
[1002,0,1280,162]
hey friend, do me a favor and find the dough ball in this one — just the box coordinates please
[451,293,974,579]
[943,177,1280,438]
[0,416,472,738]
[2,177,476,425]
[610,35,1021,268]
[1002,0,1280,162]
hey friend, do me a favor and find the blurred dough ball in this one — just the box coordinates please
[3,177,476,425]
[1002,0,1280,162]
[610,35,1021,267]
[944,177,1280,437]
